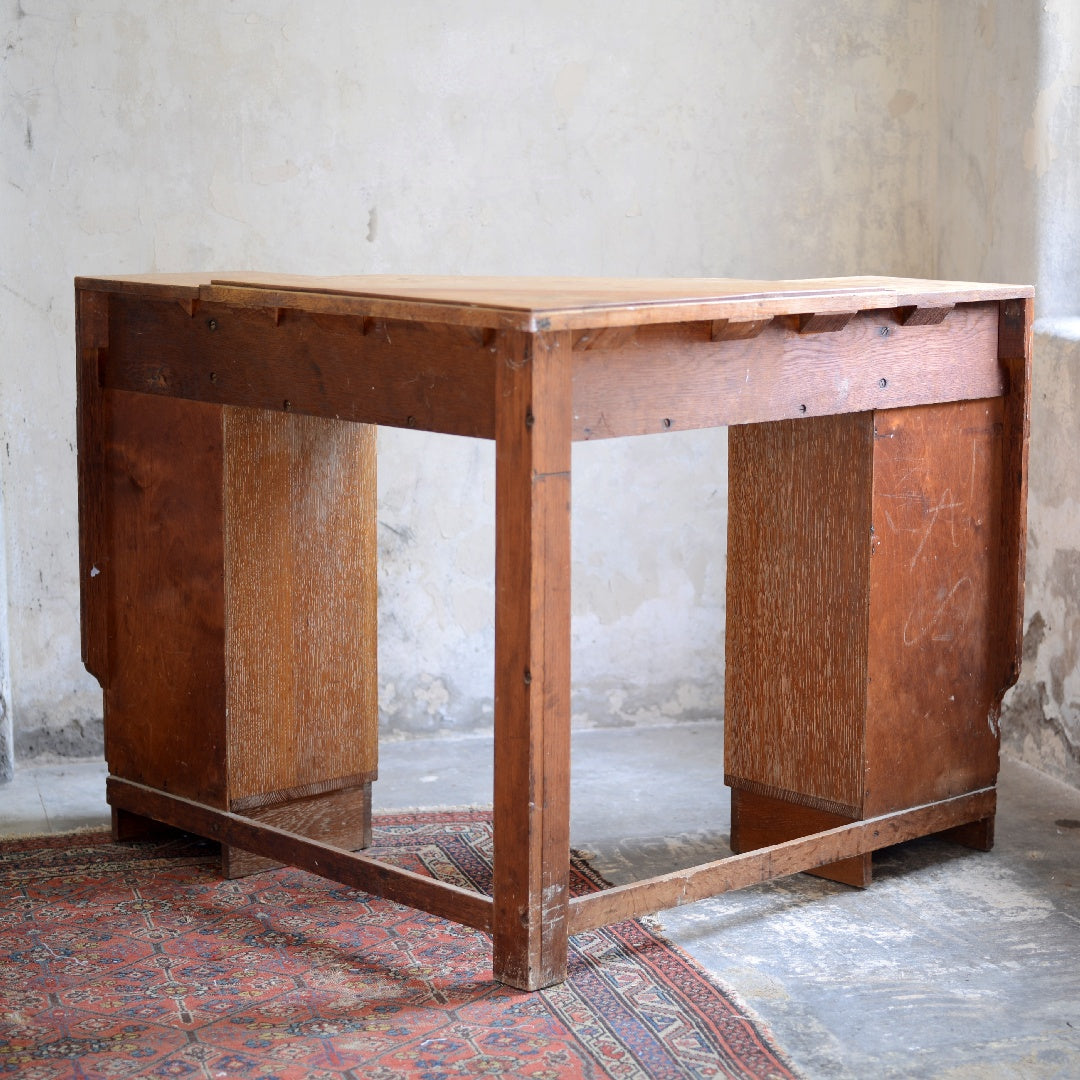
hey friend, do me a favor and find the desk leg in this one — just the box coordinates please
[492,330,572,990]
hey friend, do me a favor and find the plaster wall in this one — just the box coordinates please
[1,0,942,759]
[1004,323,1080,787]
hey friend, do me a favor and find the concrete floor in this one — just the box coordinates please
[2,722,1078,1079]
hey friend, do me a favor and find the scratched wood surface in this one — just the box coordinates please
[864,399,1004,814]
[491,329,574,990]
[223,407,378,808]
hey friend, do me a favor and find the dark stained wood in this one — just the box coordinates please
[995,297,1033,697]
[103,296,497,438]
[730,789,871,887]
[568,788,996,933]
[76,288,110,685]
[571,303,1002,440]
[102,389,228,806]
[492,329,574,991]
[937,816,995,852]
[223,784,373,878]
[864,399,1004,814]
[108,777,492,931]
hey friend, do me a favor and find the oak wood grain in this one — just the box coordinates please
[726,411,874,816]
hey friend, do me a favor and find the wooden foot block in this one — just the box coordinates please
[112,806,188,844]
[730,788,872,888]
[936,814,995,852]
[222,783,374,879]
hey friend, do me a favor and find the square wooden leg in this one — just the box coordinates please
[491,329,573,990]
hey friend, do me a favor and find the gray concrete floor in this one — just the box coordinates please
[2,722,1078,1079]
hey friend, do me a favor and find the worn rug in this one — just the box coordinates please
[0,810,797,1079]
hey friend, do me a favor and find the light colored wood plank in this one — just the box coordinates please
[77,273,1033,333]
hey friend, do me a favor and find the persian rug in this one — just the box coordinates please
[0,810,798,1079]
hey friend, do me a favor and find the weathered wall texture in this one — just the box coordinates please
[0,0,940,758]
[936,0,1080,787]
[1004,323,1080,786]
[0,2,1076,788]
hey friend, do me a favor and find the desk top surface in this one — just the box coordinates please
[77,273,1032,332]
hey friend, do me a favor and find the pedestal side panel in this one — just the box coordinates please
[865,399,1004,814]
[223,408,378,806]
[725,413,874,816]
[102,390,228,805]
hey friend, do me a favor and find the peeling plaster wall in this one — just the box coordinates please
[936,1,1080,788]
[1003,323,1080,787]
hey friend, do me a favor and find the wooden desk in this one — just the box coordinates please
[76,274,1032,990]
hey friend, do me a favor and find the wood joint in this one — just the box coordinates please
[572,326,638,352]
[896,304,953,326]
[710,318,771,342]
[796,311,855,335]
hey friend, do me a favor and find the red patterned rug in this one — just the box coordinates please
[0,810,797,1079]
